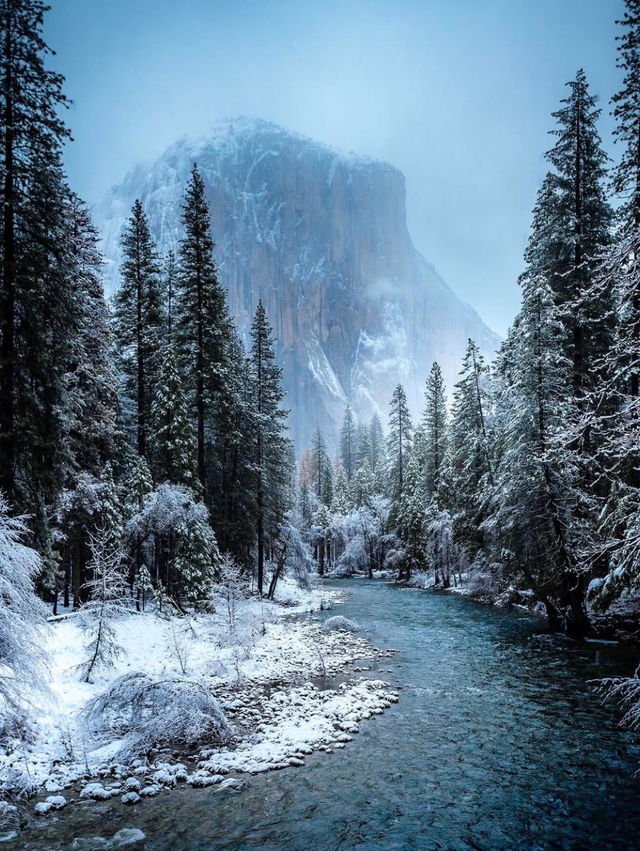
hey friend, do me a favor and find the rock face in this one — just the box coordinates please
[96,117,499,453]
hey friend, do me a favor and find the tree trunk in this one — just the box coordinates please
[0,7,15,501]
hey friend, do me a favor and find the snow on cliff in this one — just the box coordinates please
[94,117,500,452]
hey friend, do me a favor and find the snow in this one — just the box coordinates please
[3,578,398,814]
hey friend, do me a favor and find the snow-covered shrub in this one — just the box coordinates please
[336,497,390,577]
[266,514,314,599]
[323,615,360,633]
[85,672,236,761]
[0,495,48,735]
[127,484,221,608]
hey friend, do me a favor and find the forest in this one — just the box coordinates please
[2,0,640,846]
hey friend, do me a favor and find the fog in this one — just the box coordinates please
[47,0,623,335]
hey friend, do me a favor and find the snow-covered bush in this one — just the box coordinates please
[0,495,48,735]
[85,672,236,761]
[127,484,221,608]
[336,497,390,577]
[323,615,360,633]
[266,513,313,599]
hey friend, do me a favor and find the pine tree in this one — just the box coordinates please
[62,195,119,481]
[446,339,494,561]
[311,427,331,504]
[612,0,640,227]
[331,463,352,515]
[149,343,199,493]
[545,70,612,414]
[369,413,385,472]
[387,384,412,502]
[249,301,290,595]
[422,363,448,499]
[175,164,230,495]
[113,200,164,459]
[340,405,357,480]
[163,250,177,344]
[396,452,427,580]
[0,0,73,526]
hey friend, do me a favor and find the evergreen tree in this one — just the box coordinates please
[422,363,448,498]
[612,0,640,227]
[340,405,357,480]
[113,200,163,459]
[351,457,375,509]
[163,250,177,344]
[356,422,371,470]
[331,463,352,515]
[311,427,331,504]
[149,343,199,493]
[387,384,412,502]
[0,0,73,529]
[545,70,612,414]
[175,164,230,494]
[446,339,494,561]
[62,195,119,481]
[248,301,290,595]
[396,452,427,580]
[369,413,385,472]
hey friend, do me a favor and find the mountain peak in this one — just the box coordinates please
[95,121,498,451]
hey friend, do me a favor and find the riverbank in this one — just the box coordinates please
[13,578,640,851]
[0,578,398,830]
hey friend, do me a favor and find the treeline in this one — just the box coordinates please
[0,0,294,613]
[298,3,640,638]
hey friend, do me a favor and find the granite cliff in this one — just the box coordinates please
[96,117,499,452]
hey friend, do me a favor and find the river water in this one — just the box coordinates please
[15,580,640,850]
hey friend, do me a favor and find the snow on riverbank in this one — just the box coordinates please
[0,578,398,813]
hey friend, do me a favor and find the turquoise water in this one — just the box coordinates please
[15,580,640,850]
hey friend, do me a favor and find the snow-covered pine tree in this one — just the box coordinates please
[149,343,200,493]
[163,250,178,344]
[355,423,371,471]
[369,413,385,474]
[175,164,231,496]
[340,405,357,480]
[331,463,352,515]
[545,69,612,397]
[445,339,494,562]
[0,0,76,548]
[612,0,640,229]
[311,427,331,505]
[396,452,427,581]
[113,200,163,461]
[387,384,412,504]
[422,362,448,499]
[489,179,588,633]
[587,4,640,610]
[351,457,375,509]
[248,301,291,595]
[207,330,256,564]
[62,195,119,482]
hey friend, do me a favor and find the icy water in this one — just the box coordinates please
[15,580,640,850]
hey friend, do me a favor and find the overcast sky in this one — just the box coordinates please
[46,0,624,336]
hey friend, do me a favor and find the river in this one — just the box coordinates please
[14,579,640,850]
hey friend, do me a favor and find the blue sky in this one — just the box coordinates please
[46,0,624,335]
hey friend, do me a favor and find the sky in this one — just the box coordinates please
[46,0,624,336]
